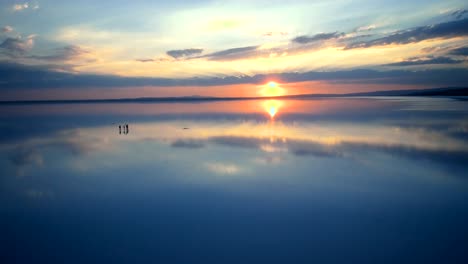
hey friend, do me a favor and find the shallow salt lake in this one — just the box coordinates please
[1,97,468,263]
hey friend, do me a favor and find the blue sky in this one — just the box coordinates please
[1,0,467,99]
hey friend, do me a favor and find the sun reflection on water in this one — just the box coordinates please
[262,100,284,119]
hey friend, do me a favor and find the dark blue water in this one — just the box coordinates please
[1,97,467,263]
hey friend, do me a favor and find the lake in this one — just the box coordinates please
[1,97,468,263]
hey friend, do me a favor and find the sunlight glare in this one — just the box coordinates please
[263,100,283,118]
[260,81,286,97]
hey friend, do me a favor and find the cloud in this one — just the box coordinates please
[202,46,259,61]
[263,31,288,37]
[12,2,38,11]
[2,26,13,33]
[0,35,35,55]
[346,18,468,49]
[449,47,468,56]
[13,3,29,11]
[451,9,468,20]
[420,46,445,53]
[136,58,155,62]
[166,48,203,59]
[355,25,377,32]
[384,56,464,66]
[1,62,468,89]
[276,68,468,86]
[135,58,171,63]
[28,45,90,61]
[292,32,345,44]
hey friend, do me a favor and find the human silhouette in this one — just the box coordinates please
[126,124,129,134]
[119,125,121,134]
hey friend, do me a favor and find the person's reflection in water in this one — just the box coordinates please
[118,124,129,135]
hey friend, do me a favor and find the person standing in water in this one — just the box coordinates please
[119,125,121,134]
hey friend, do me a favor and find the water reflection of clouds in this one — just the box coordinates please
[3,118,468,179]
[204,162,242,175]
[4,128,114,176]
[171,139,205,149]
[2,99,468,264]
[3,98,467,147]
[2,97,468,181]
[9,147,44,176]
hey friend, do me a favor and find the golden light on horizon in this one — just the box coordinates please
[259,81,286,97]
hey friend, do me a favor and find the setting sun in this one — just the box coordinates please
[260,82,286,97]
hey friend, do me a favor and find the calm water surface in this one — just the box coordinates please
[1,97,468,263]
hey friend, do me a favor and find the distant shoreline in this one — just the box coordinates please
[1,87,467,105]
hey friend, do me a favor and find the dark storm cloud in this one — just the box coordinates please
[166,48,203,59]
[1,61,468,89]
[384,56,464,66]
[202,46,259,61]
[449,47,468,56]
[292,32,345,44]
[346,18,468,49]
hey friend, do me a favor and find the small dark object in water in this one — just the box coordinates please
[183,127,190,130]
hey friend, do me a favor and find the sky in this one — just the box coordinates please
[1,0,468,99]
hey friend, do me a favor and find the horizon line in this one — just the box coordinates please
[1,87,467,104]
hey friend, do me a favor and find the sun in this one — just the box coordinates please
[259,81,286,97]
[267,81,278,88]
